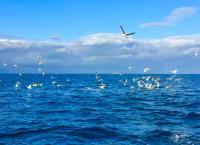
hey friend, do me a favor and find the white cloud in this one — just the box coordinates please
[0,33,200,73]
[139,7,197,28]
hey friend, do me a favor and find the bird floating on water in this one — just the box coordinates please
[170,69,178,74]
[144,67,151,73]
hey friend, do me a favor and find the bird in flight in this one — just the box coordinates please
[120,26,135,38]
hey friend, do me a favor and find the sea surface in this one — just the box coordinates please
[0,74,200,145]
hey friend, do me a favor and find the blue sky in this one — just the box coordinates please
[1,0,200,39]
[0,0,200,73]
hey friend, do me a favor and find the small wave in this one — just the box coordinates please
[0,125,90,139]
[184,112,200,120]
[144,130,173,144]
[66,126,119,140]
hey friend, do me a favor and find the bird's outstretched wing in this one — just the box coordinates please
[120,26,126,34]
[127,32,135,36]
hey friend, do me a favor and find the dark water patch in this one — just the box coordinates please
[184,112,200,120]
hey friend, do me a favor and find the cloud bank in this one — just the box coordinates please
[139,7,197,28]
[0,33,200,73]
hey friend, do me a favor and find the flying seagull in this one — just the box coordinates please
[120,26,135,38]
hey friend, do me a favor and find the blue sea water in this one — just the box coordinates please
[0,74,200,145]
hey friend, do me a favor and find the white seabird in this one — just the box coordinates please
[120,26,135,38]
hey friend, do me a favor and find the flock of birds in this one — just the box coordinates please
[95,66,182,92]
[0,56,182,92]
[0,26,199,92]
[0,50,198,92]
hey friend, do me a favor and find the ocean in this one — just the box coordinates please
[0,74,199,145]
